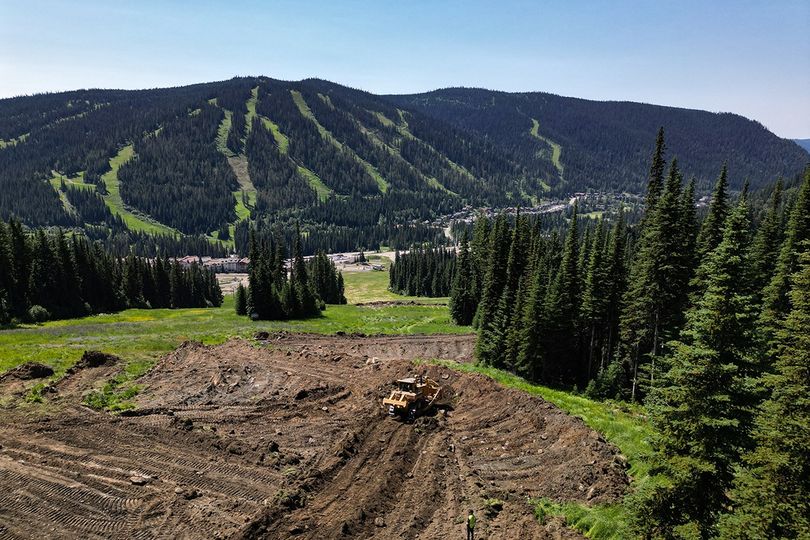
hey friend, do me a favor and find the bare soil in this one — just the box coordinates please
[0,333,628,539]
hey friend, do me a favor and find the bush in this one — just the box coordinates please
[27,305,50,323]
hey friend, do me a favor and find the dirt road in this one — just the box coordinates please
[0,334,627,539]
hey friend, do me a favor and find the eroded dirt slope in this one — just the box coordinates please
[0,334,627,539]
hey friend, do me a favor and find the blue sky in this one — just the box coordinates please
[1,0,808,137]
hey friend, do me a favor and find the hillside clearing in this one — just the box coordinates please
[530,118,563,187]
[100,145,179,236]
[291,90,389,194]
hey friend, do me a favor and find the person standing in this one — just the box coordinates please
[466,509,476,540]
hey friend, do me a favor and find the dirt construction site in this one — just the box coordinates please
[0,333,629,539]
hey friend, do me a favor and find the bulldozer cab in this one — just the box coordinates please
[383,375,442,421]
[396,378,418,394]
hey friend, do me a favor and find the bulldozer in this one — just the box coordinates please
[383,375,444,421]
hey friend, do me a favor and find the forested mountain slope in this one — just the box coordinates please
[0,77,805,253]
[388,87,808,194]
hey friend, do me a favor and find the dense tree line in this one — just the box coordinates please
[244,117,317,214]
[234,218,447,258]
[307,251,347,305]
[435,130,809,537]
[86,228,229,258]
[389,248,456,297]
[0,218,222,325]
[63,184,123,227]
[118,104,238,235]
[238,225,343,320]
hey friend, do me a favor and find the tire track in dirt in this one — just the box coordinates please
[0,334,625,539]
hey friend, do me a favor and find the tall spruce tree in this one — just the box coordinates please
[635,198,758,538]
[489,213,530,368]
[540,204,580,384]
[749,180,783,297]
[449,233,477,325]
[691,164,730,296]
[235,283,248,316]
[581,217,609,380]
[719,243,810,540]
[759,169,810,350]
[647,127,667,211]
[475,214,511,363]
[619,158,694,400]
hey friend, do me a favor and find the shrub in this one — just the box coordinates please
[27,305,50,323]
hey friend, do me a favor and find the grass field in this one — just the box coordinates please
[0,270,467,378]
[342,270,447,305]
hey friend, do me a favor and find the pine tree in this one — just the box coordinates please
[29,230,59,319]
[692,164,730,296]
[8,219,31,317]
[601,211,627,372]
[759,169,810,349]
[719,243,810,540]
[541,204,581,384]
[634,198,758,538]
[646,127,667,211]
[474,214,511,361]
[749,180,783,296]
[489,214,529,368]
[0,221,14,324]
[619,158,694,400]
[235,283,248,315]
[581,217,608,380]
[292,224,318,317]
[449,233,476,325]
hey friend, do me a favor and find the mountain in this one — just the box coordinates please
[0,77,806,254]
[387,87,808,193]
[794,139,810,153]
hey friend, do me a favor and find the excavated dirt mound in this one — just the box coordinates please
[0,333,627,539]
[0,361,54,381]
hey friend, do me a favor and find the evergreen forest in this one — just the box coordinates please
[390,130,810,537]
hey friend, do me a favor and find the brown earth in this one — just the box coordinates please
[0,333,628,539]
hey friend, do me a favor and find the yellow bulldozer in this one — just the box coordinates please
[383,375,444,421]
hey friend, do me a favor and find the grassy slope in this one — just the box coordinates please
[245,86,258,135]
[212,101,255,245]
[216,109,235,156]
[290,90,389,194]
[48,171,95,192]
[100,145,179,236]
[257,114,331,201]
[260,116,289,153]
[530,118,562,188]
